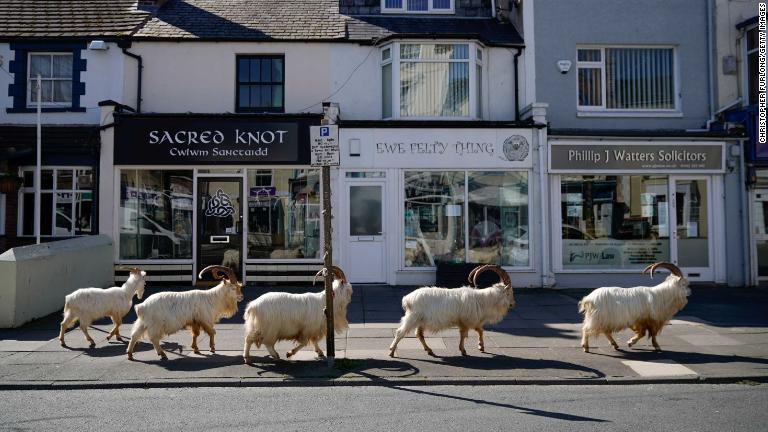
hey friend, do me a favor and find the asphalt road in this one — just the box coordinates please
[0,383,766,431]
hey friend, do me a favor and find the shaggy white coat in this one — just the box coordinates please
[126,281,243,360]
[59,270,146,347]
[578,274,691,352]
[242,279,353,361]
[389,282,515,357]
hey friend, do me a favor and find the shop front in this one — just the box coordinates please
[548,139,727,286]
[109,113,322,284]
[337,124,543,286]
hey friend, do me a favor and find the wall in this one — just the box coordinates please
[533,0,711,130]
[0,42,126,125]
[0,235,113,328]
[714,0,757,110]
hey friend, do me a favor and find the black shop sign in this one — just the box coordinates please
[114,114,318,165]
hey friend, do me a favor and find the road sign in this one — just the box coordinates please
[310,125,340,167]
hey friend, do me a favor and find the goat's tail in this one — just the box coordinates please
[578,299,593,316]
[243,306,263,348]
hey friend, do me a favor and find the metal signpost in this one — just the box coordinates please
[310,124,339,367]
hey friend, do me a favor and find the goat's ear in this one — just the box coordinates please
[140,271,147,277]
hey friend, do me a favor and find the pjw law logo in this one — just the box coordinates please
[205,189,235,218]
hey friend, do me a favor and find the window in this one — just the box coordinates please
[404,170,529,268]
[119,170,193,260]
[246,169,321,260]
[560,175,670,269]
[27,53,73,107]
[382,0,453,13]
[18,167,93,237]
[236,55,285,113]
[382,43,483,119]
[0,193,5,236]
[576,47,676,111]
[746,27,759,106]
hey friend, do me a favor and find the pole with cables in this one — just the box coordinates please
[35,74,42,244]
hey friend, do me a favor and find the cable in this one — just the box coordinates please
[296,36,386,112]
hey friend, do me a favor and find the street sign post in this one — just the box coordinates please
[310,125,340,368]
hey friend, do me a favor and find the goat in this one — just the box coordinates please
[242,266,353,363]
[389,264,515,357]
[578,262,691,353]
[59,267,146,348]
[126,265,243,360]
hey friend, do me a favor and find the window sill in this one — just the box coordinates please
[576,110,683,118]
[7,107,86,114]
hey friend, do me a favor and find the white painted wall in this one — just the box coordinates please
[0,235,114,328]
[714,0,756,109]
[0,42,126,125]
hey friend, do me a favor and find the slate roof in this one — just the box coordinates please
[0,0,151,38]
[134,0,347,40]
[345,16,524,47]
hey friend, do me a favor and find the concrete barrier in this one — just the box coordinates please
[0,235,113,328]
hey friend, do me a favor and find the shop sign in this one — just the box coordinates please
[563,239,670,269]
[340,128,534,169]
[549,142,725,173]
[114,115,317,165]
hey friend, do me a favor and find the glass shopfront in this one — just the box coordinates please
[404,170,530,268]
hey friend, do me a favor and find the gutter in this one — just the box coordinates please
[119,44,143,113]
[513,47,522,121]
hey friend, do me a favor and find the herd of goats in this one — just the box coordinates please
[56,261,691,362]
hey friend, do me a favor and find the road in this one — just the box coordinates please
[0,383,766,431]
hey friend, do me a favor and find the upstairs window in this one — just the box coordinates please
[746,27,758,106]
[236,55,285,113]
[382,0,453,14]
[577,46,677,112]
[382,43,483,119]
[27,53,73,107]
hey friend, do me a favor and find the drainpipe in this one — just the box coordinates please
[513,47,522,121]
[121,47,143,113]
[706,0,716,121]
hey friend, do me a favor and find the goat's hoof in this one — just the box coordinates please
[127,353,134,361]
[159,355,168,361]
[59,340,66,347]
[106,335,112,341]
[316,353,326,359]
[389,351,396,358]
[244,356,251,364]
[116,336,124,342]
[210,348,216,354]
[427,350,437,357]
[582,347,590,353]
[88,342,96,349]
[286,352,294,358]
[612,345,620,351]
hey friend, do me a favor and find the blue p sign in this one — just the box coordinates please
[320,126,330,137]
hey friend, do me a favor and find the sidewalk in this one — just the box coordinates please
[1,285,767,389]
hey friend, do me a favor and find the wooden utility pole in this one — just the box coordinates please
[322,164,334,368]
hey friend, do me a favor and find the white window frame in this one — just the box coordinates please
[381,0,454,14]
[17,166,93,238]
[381,41,484,120]
[743,25,759,106]
[26,52,74,108]
[575,45,681,117]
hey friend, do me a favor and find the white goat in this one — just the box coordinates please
[59,267,146,348]
[578,262,691,353]
[126,265,243,360]
[389,265,515,357]
[243,266,353,363]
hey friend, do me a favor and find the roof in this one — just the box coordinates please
[345,16,524,47]
[0,0,151,38]
[134,0,346,40]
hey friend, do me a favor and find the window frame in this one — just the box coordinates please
[17,166,94,238]
[381,41,485,120]
[575,45,681,116]
[743,26,759,106]
[381,0,455,14]
[235,54,286,113]
[26,52,75,108]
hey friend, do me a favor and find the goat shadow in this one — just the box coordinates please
[588,347,768,368]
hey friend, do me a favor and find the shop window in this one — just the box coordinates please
[18,167,94,238]
[382,43,483,119]
[560,175,670,269]
[404,170,530,268]
[118,170,193,260]
[576,47,677,112]
[246,169,320,260]
[236,55,285,113]
[382,0,454,14]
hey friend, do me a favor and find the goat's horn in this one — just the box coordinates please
[473,265,511,288]
[331,266,347,284]
[118,266,142,275]
[313,269,325,286]
[198,265,233,282]
[647,262,683,278]
[467,265,485,287]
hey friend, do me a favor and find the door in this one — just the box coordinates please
[196,177,243,284]
[670,177,712,280]
[345,181,386,283]
[753,189,768,281]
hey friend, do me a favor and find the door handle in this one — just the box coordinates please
[210,235,229,243]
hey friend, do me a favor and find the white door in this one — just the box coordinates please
[669,176,713,280]
[345,181,386,283]
[752,189,768,282]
